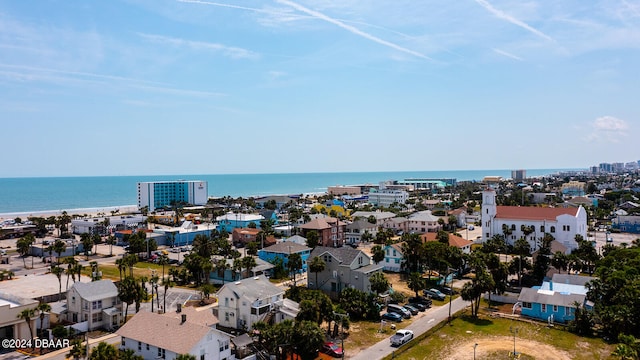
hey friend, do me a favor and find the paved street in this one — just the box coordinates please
[349,297,470,360]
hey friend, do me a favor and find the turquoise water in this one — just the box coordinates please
[0,169,579,214]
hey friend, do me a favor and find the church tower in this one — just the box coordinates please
[481,188,497,242]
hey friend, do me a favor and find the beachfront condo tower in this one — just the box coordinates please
[137,180,208,212]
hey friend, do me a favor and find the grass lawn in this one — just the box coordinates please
[83,261,175,280]
[388,308,615,360]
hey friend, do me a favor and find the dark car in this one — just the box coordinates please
[320,342,343,358]
[424,288,446,301]
[402,304,420,315]
[407,302,427,312]
[408,296,432,307]
[381,312,403,323]
[436,285,456,295]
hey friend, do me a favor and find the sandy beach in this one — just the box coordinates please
[0,205,139,221]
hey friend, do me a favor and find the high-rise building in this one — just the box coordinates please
[137,180,208,212]
[511,169,526,182]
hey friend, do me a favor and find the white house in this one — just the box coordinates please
[481,188,587,253]
[345,219,378,245]
[367,188,409,207]
[216,276,298,331]
[117,310,233,360]
[66,280,121,331]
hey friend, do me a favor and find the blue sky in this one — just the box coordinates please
[1,0,639,177]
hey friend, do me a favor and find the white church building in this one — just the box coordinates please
[481,188,587,253]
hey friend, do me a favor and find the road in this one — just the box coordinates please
[349,297,470,360]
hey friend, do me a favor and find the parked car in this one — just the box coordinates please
[170,247,180,253]
[390,329,414,346]
[424,288,446,301]
[407,302,427,312]
[168,259,179,265]
[381,312,403,323]
[387,304,412,319]
[402,304,420,315]
[436,285,456,295]
[320,342,343,358]
[408,296,433,307]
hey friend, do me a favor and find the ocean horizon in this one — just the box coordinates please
[0,168,583,216]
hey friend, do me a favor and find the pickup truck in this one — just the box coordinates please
[390,329,414,346]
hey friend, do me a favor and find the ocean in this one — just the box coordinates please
[0,169,580,216]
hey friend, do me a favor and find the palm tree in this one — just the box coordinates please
[53,239,66,263]
[371,245,385,264]
[51,265,64,301]
[242,256,257,278]
[287,253,303,286]
[105,235,115,257]
[158,254,169,281]
[119,348,144,360]
[63,257,78,290]
[117,277,138,322]
[308,256,326,290]
[17,307,36,349]
[115,258,125,282]
[175,354,197,360]
[16,235,34,268]
[89,341,118,360]
[163,278,175,313]
[215,258,229,284]
[407,272,425,297]
[37,302,51,339]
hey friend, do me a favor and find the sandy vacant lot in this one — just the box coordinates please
[442,336,572,360]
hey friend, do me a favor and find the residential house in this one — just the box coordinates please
[117,310,233,360]
[518,274,595,324]
[380,216,408,235]
[216,276,298,331]
[307,246,384,299]
[481,188,587,253]
[280,235,308,246]
[367,188,409,207]
[258,242,312,274]
[231,228,276,248]
[448,207,468,228]
[381,243,404,272]
[209,256,274,285]
[66,280,121,331]
[299,217,346,247]
[421,232,473,254]
[216,212,265,233]
[407,211,442,234]
[350,211,397,223]
[345,219,378,245]
[612,215,640,234]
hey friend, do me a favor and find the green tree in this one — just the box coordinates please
[294,320,325,360]
[117,276,138,322]
[17,307,36,349]
[53,239,67,263]
[308,256,326,290]
[407,272,425,297]
[551,251,569,274]
[119,348,144,360]
[52,265,64,301]
[305,230,320,248]
[16,234,34,268]
[89,342,119,360]
[369,271,389,295]
[37,302,51,338]
[80,233,94,260]
[287,253,303,286]
[242,256,257,279]
[215,258,229,284]
[371,244,385,264]
[400,233,424,273]
[175,355,197,360]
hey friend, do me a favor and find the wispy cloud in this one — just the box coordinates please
[138,33,258,59]
[492,48,523,61]
[586,116,629,142]
[275,0,433,60]
[473,0,555,42]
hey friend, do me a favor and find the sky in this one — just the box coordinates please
[1,0,639,177]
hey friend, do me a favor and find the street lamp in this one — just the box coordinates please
[333,312,349,360]
[474,343,478,360]
[447,267,454,323]
[510,326,518,357]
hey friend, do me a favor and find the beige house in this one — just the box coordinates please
[66,280,121,331]
[0,292,38,345]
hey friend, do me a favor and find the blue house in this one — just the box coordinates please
[518,274,595,324]
[258,242,312,274]
[612,215,640,234]
[216,212,265,233]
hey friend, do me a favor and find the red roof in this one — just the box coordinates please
[495,206,578,221]
[421,233,472,249]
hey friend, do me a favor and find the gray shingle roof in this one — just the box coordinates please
[71,280,118,302]
[518,287,586,307]
[309,246,362,265]
[550,274,596,286]
[261,242,311,254]
[218,275,283,301]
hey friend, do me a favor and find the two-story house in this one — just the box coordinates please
[216,212,265,233]
[421,232,473,254]
[216,276,298,331]
[299,217,346,247]
[231,228,276,248]
[66,280,121,331]
[344,219,378,245]
[407,210,442,234]
[307,246,384,299]
[117,309,233,360]
[381,243,404,272]
[258,242,312,274]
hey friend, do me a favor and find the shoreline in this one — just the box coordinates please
[0,205,139,220]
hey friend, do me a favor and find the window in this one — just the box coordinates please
[540,226,545,232]
[522,302,532,309]
[511,224,516,230]
[121,338,125,347]
[550,226,555,233]
[565,307,572,316]
[553,305,558,312]
[157,348,165,358]
[566,225,570,231]
[541,304,547,313]
[138,342,142,351]
[146,344,150,351]
[225,312,229,322]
